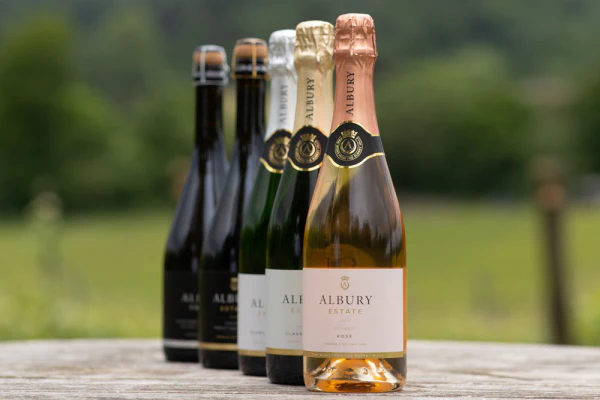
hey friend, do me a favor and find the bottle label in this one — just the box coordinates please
[260,129,292,173]
[288,126,328,171]
[163,270,199,348]
[265,269,303,356]
[303,268,405,358]
[325,122,384,168]
[237,273,266,356]
[198,270,238,352]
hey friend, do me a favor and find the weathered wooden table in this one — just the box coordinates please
[1,339,599,399]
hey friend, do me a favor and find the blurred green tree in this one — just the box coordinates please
[81,4,171,107]
[0,13,199,212]
[0,16,75,209]
[3,0,600,211]
[130,85,193,203]
[377,48,532,195]
[572,71,600,174]
[0,16,131,211]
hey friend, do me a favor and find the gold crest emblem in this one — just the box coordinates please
[268,136,290,167]
[230,276,238,292]
[340,275,350,290]
[335,129,363,161]
[295,133,322,164]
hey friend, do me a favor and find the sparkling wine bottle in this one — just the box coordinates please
[265,21,334,385]
[238,29,297,377]
[163,46,229,363]
[302,14,407,393]
[198,38,267,370]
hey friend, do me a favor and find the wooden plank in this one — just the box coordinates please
[0,339,598,399]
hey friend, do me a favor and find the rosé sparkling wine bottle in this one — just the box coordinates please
[302,14,407,393]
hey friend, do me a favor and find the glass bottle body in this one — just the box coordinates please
[163,85,228,362]
[199,79,265,369]
[302,156,407,392]
[266,166,319,383]
[238,69,297,376]
[266,62,333,384]
[302,52,407,392]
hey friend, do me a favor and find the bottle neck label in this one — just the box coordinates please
[288,126,328,172]
[325,121,384,168]
[331,62,379,136]
[260,129,292,173]
[266,73,297,136]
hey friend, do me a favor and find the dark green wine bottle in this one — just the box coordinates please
[198,39,267,370]
[265,21,334,384]
[238,30,297,377]
[163,45,229,363]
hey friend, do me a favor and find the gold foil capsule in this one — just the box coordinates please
[294,20,334,68]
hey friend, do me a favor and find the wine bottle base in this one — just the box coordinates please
[163,346,199,363]
[266,353,304,385]
[239,355,266,376]
[303,357,406,393]
[201,350,239,370]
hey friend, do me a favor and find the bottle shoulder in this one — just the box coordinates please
[266,168,319,269]
[202,161,242,245]
[164,164,200,270]
[270,168,318,226]
[165,162,198,242]
[304,156,405,268]
[200,151,260,269]
[243,168,282,226]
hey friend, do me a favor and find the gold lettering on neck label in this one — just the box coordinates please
[346,71,354,116]
[279,83,288,124]
[305,77,315,120]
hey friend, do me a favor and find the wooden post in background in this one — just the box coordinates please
[531,156,572,345]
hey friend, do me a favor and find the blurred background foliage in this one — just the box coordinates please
[0,0,599,344]
[1,0,600,211]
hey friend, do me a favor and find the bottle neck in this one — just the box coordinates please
[265,71,297,138]
[235,78,266,145]
[331,57,379,135]
[294,64,334,134]
[195,85,225,147]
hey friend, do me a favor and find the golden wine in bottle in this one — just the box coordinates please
[302,14,407,393]
[238,29,297,377]
[265,20,334,385]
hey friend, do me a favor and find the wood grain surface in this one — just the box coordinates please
[0,339,598,399]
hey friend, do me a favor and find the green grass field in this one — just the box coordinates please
[1,203,599,345]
